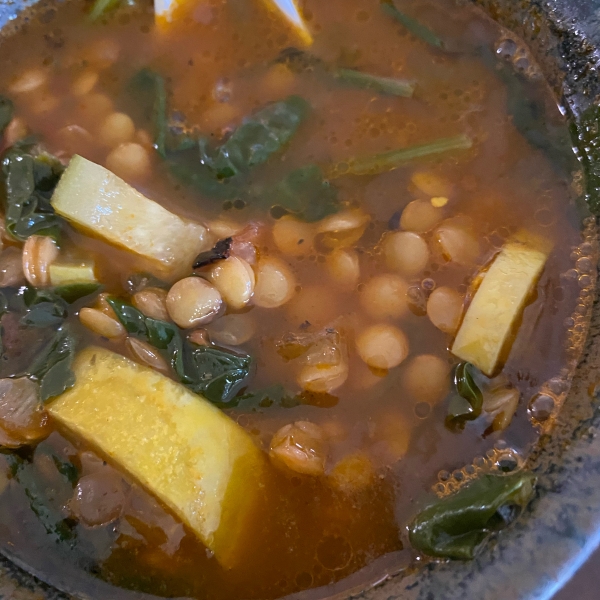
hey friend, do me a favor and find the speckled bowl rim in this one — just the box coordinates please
[2,0,600,599]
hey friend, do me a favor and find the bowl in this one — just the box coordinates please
[1,0,600,598]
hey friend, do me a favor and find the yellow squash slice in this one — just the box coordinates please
[51,156,210,279]
[47,347,267,568]
[451,240,550,376]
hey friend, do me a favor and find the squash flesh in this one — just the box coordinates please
[51,155,210,278]
[47,347,266,568]
[451,241,549,376]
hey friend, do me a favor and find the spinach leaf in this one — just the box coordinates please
[53,283,102,304]
[335,68,414,97]
[193,237,232,269]
[446,362,484,429]
[571,103,600,215]
[0,145,63,241]
[0,96,14,135]
[329,134,472,177]
[21,287,69,328]
[198,95,310,179]
[51,454,79,486]
[408,472,536,559]
[263,164,339,222]
[28,327,76,402]
[129,68,168,157]
[107,297,253,404]
[184,346,252,405]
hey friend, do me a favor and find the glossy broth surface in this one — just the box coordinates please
[0,0,594,598]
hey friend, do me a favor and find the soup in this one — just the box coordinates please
[0,0,595,598]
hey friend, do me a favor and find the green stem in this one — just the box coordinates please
[380,0,444,50]
[329,134,472,177]
[334,68,415,98]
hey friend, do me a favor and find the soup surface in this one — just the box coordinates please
[0,0,595,598]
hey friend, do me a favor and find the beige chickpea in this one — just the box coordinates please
[326,249,360,289]
[133,287,170,322]
[86,38,121,69]
[98,112,136,148]
[0,247,26,287]
[209,219,243,239]
[208,313,256,346]
[106,143,151,181]
[270,421,328,476]
[79,308,125,339]
[254,256,296,308]
[328,453,375,493]
[207,257,255,310]
[297,361,349,394]
[76,93,114,122]
[166,277,222,328]
[71,70,99,97]
[22,235,59,287]
[356,324,409,370]
[411,171,453,198]
[126,337,169,373]
[360,274,408,320]
[400,199,443,233]
[402,354,450,403]
[316,209,370,249]
[272,217,315,257]
[427,286,463,334]
[30,92,59,115]
[384,231,430,276]
[435,218,480,265]
[9,68,48,94]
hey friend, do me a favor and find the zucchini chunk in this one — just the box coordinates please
[451,240,549,376]
[49,261,97,286]
[51,155,210,278]
[47,347,267,568]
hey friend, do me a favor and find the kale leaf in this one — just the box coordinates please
[408,472,536,559]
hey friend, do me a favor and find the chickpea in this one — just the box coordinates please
[261,63,296,98]
[0,247,26,287]
[411,170,453,198]
[208,313,256,346]
[9,68,47,94]
[328,453,375,493]
[30,92,59,115]
[98,112,136,147]
[207,256,255,310]
[360,274,408,320]
[76,92,114,123]
[106,143,151,181]
[209,219,243,239]
[326,249,360,289]
[384,231,430,276]
[400,199,443,233]
[270,421,328,476]
[166,277,222,328]
[402,354,450,403]
[201,103,240,132]
[79,308,125,339]
[254,256,296,308]
[435,218,480,265]
[297,361,349,394]
[316,209,370,249]
[272,217,315,257]
[86,38,121,69]
[71,70,99,96]
[133,287,170,322]
[427,286,463,334]
[356,324,409,370]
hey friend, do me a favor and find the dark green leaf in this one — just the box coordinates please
[264,164,339,222]
[193,237,232,269]
[129,68,168,157]
[0,145,63,241]
[29,327,76,402]
[106,296,149,336]
[185,346,252,405]
[408,472,536,559]
[334,68,414,97]
[380,0,444,49]
[0,96,14,136]
[20,302,67,328]
[446,362,484,429]
[329,134,472,177]
[199,95,310,179]
[146,317,185,378]
[51,454,79,486]
[53,283,102,304]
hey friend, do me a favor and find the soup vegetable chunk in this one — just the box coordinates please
[0,0,595,597]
